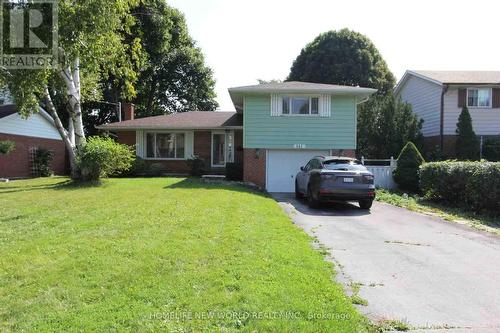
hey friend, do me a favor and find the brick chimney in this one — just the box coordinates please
[122,102,135,121]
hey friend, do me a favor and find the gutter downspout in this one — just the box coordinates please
[440,84,448,155]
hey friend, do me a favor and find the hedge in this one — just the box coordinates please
[420,161,500,213]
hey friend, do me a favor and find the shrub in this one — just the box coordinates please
[226,162,243,181]
[420,161,500,213]
[393,142,425,192]
[455,106,479,160]
[0,140,15,155]
[119,156,148,177]
[483,137,500,161]
[34,147,54,177]
[77,136,135,181]
[186,155,206,176]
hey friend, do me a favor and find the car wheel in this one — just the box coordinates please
[307,186,320,208]
[295,181,303,199]
[359,199,373,210]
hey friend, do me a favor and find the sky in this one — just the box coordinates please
[168,0,500,111]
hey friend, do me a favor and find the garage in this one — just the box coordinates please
[266,149,329,192]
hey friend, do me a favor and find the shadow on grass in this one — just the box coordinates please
[419,199,500,230]
[0,179,104,194]
[164,177,267,196]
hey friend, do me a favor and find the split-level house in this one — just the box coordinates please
[98,81,376,192]
[395,70,500,156]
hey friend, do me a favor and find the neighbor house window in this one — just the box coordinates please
[146,133,185,159]
[282,96,319,115]
[467,88,491,108]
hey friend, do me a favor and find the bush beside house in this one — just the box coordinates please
[77,137,135,181]
[0,140,15,155]
[393,142,425,192]
[455,106,479,160]
[420,161,500,213]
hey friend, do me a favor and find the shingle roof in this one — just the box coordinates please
[411,70,500,84]
[0,104,18,119]
[97,111,242,130]
[228,81,377,94]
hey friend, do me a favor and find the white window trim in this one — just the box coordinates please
[144,131,187,160]
[467,87,492,109]
[280,95,321,116]
[211,130,235,167]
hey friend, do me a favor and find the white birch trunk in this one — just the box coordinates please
[43,86,77,176]
[60,57,85,149]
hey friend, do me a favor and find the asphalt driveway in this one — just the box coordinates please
[273,194,500,332]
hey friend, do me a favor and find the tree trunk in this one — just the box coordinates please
[60,58,86,149]
[43,86,78,178]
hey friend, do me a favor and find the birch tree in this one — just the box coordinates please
[0,0,142,177]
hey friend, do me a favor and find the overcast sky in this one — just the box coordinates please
[168,0,500,111]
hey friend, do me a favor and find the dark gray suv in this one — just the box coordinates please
[295,156,376,209]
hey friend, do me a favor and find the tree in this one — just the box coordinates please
[1,0,142,177]
[131,1,217,117]
[357,94,423,158]
[393,142,425,193]
[287,29,395,94]
[455,106,479,160]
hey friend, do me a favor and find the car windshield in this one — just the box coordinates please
[322,160,367,171]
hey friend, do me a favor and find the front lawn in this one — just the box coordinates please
[0,177,370,332]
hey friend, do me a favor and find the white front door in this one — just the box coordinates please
[266,150,329,192]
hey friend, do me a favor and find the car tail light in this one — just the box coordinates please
[363,175,374,182]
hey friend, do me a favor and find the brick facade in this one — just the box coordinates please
[243,148,266,188]
[0,133,66,178]
[115,130,244,175]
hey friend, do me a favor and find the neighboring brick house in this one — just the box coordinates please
[395,70,500,157]
[98,81,375,192]
[0,104,67,178]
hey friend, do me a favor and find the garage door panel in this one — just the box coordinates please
[267,150,328,193]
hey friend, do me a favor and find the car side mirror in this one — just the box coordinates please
[300,166,305,171]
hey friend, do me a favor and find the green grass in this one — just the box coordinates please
[0,177,372,332]
[376,189,500,235]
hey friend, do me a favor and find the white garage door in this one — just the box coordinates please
[267,149,329,192]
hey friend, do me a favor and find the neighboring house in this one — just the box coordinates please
[98,81,375,192]
[0,104,67,178]
[395,70,500,156]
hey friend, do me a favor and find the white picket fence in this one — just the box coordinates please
[361,157,397,190]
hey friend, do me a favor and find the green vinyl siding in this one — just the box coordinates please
[243,95,357,149]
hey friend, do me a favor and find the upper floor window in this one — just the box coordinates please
[146,132,185,159]
[282,96,319,115]
[467,88,491,108]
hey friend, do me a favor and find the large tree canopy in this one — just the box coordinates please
[287,28,395,94]
[129,0,218,117]
[0,0,142,176]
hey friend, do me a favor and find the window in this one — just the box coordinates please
[146,133,185,159]
[323,159,367,171]
[282,96,320,115]
[212,131,234,167]
[467,88,491,108]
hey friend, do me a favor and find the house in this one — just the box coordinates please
[0,104,67,178]
[98,81,376,192]
[395,70,500,156]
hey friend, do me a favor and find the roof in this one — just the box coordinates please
[97,111,242,130]
[0,104,18,119]
[320,156,356,161]
[0,104,55,125]
[228,81,377,112]
[395,70,500,95]
[411,70,500,84]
